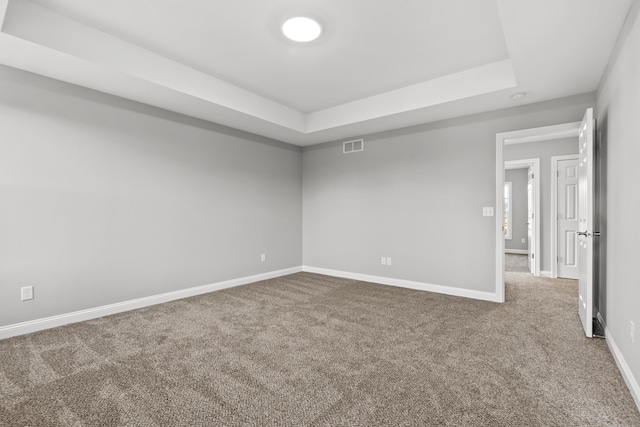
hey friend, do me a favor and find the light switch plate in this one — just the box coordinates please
[483,207,494,217]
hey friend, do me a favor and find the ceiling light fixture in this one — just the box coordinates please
[511,92,526,101]
[282,17,322,42]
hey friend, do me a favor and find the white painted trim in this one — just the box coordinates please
[540,270,552,278]
[504,158,541,277]
[496,135,505,303]
[302,266,501,303]
[496,121,582,305]
[551,154,579,279]
[502,122,581,145]
[597,312,640,412]
[505,249,528,255]
[0,266,303,340]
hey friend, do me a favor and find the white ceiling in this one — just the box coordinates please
[0,0,633,146]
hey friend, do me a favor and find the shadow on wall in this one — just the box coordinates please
[596,113,608,322]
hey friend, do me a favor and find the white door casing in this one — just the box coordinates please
[557,158,580,279]
[527,167,534,273]
[578,108,595,338]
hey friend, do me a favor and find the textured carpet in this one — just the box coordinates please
[1,272,639,426]
[505,253,529,273]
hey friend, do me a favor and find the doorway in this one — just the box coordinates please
[494,121,581,303]
[504,159,540,276]
[495,110,597,339]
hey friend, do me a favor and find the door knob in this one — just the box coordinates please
[577,231,601,237]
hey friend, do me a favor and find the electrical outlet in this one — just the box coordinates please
[630,321,635,344]
[483,207,494,217]
[386,257,392,266]
[521,238,526,244]
[261,254,266,262]
[381,257,386,265]
[21,286,34,301]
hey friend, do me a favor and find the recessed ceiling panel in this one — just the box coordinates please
[27,0,509,112]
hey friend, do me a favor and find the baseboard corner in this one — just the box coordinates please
[599,314,640,413]
[302,265,501,303]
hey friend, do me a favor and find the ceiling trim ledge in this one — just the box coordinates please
[306,59,517,133]
[1,0,307,132]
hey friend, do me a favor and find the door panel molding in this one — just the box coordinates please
[578,108,595,338]
[551,154,580,279]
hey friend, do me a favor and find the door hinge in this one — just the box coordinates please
[531,253,535,259]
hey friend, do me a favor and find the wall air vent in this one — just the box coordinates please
[343,139,364,154]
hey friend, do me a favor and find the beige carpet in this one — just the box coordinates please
[505,253,529,273]
[1,272,639,426]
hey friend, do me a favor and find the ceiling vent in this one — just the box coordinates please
[343,139,364,154]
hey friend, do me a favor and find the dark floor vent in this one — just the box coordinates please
[593,317,605,339]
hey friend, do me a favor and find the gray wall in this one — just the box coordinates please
[504,138,579,272]
[504,168,528,251]
[303,94,594,292]
[596,0,640,398]
[0,65,303,327]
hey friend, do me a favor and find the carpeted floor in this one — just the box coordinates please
[505,253,529,273]
[1,272,639,426]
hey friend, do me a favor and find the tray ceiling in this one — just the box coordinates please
[0,0,633,146]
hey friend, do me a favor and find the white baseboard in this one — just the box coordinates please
[505,249,528,255]
[302,266,501,303]
[540,270,552,278]
[597,312,640,412]
[0,266,303,340]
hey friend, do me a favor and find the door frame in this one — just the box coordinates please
[495,121,581,302]
[505,159,540,277]
[551,154,580,279]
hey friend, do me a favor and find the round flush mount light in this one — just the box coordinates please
[282,17,322,42]
[511,92,526,101]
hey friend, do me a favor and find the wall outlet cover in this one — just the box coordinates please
[21,286,34,301]
[483,207,494,217]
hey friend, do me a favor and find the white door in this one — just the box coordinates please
[578,108,595,338]
[558,158,579,279]
[527,167,534,274]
